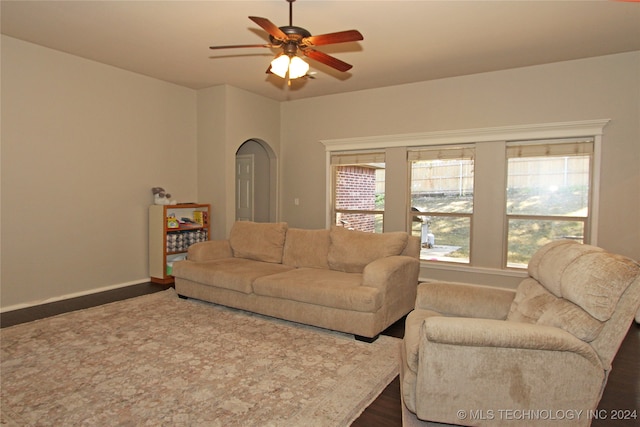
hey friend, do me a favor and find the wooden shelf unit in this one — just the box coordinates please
[148,203,210,284]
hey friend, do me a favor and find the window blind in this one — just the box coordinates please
[330,152,385,165]
[408,145,475,162]
[506,138,594,158]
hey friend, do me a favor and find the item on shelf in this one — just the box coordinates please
[166,230,209,253]
[193,211,208,226]
[166,255,187,275]
[151,186,177,205]
[167,215,180,229]
[179,218,202,229]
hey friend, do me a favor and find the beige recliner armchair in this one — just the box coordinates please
[401,240,640,426]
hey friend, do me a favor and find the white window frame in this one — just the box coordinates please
[321,119,609,273]
[504,138,595,268]
[408,145,476,263]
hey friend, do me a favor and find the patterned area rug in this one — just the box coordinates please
[1,289,400,426]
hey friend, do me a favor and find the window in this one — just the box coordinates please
[409,146,474,263]
[505,139,593,268]
[322,119,606,277]
[331,152,385,232]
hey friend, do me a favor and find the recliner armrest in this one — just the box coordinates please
[186,240,233,262]
[422,316,601,367]
[415,281,516,319]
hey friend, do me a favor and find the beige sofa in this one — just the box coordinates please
[173,221,421,341]
[401,240,640,426]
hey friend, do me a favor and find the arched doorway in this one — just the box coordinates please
[235,139,278,222]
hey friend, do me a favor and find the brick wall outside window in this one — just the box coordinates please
[335,166,377,232]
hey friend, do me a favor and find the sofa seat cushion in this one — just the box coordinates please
[173,258,293,294]
[327,226,409,273]
[252,268,382,312]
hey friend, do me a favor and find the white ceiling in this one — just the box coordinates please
[2,0,639,102]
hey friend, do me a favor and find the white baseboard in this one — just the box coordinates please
[0,278,152,313]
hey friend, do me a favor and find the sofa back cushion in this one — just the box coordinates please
[327,226,409,273]
[229,221,288,263]
[282,228,331,269]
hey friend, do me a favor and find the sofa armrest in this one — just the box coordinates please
[362,255,420,291]
[363,256,420,320]
[186,240,233,262]
[422,316,601,367]
[415,281,516,320]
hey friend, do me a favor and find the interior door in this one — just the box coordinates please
[236,154,254,221]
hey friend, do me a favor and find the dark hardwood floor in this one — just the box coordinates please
[2,283,638,426]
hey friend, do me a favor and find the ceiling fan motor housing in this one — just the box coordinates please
[270,26,311,43]
[270,26,312,57]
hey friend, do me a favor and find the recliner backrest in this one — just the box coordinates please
[508,240,640,367]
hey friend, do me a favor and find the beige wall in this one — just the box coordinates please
[279,52,640,285]
[2,33,638,308]
[196,85,228,239]
[1,37,280,310]
[196,85,280,240]
[1,36,198,309]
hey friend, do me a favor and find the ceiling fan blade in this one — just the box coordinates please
[303,49,353,72]
[249,16,288,41]
[210,44,274,50]
[303,30,363,46]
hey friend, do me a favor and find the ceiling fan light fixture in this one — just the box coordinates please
[288,56,309,79]
[270,55,290,78]
[270,54,309,79]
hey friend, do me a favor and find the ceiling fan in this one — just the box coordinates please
[209,0,363,81]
